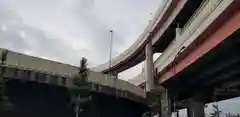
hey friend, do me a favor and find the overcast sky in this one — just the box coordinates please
[1,0,240,115]
[0,0,164,80]
[177,97,240,117]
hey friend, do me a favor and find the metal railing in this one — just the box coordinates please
[180,0,210,34]
[154,0,226,75]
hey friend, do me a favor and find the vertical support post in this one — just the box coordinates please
[187,99,205,117]
[145,42,154,92]
[175,23,181,39]
[161,89,172,117]
[176,110,179,117]
[112,71,118,78]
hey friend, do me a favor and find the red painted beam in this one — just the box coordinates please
[159,7,240,83]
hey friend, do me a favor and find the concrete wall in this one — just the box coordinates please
[0,48,146,98]
[1,49,78,76]
[128,74,145,86]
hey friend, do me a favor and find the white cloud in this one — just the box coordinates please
[0,0,163,72]
[1,0,240,114]
[1,24,8,32]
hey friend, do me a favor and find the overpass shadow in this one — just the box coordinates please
[0,79,148,117]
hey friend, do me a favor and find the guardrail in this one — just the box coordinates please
[180,0,209,34]
[128,71,145,86]
[89,71,146,97]
[154,0,217,70]
[154,0,232,80]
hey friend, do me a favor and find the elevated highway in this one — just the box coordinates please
[128,0,239,86]
[0,0,239,116]
[104,0,239,116]
[93,0,212,92]
[150,0,239,116]
[0,48,148,117]
[93,0,190,74]
[0,48,146,101]
[156,0,240,102]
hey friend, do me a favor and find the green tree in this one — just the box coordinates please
[0,50,12,110]
[69,57,91,117]
[226,113,240,117]
[148,92,161,109]
[147,92,162,116]
[210,104,222,117]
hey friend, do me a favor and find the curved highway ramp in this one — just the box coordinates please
[0,48,149,117]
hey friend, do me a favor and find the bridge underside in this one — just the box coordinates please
[153,0,204,53]
[163,29,240,105]
[0,79,148,117]
[103,0,204,74]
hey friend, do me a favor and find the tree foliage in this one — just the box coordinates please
[148,92,161,108]
[0,50,8,102]
[69,57,91,116]
[226,113,240,117]
[147,92,162,115]
[73,57,88,86]
[0,50,12,110]
[1,50,8,65]
[210,104,222,117]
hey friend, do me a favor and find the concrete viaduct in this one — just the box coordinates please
[94,0,240,116]
[0,48,148,117]
[0,0,239,117]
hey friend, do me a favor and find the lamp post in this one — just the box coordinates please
[108,30,118,98]
[108,30,113,76]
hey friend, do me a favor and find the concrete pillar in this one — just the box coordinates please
[187,99,205,117]
[161,89,172,117]
[175,23,181,39]
[145,42,154,92]
[112,71,118,78]
[175,27,181,39]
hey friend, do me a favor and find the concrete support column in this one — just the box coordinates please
[161,89,172,117]
[112,71,118,78]
[187,99,205,117]
[175,27,181,39]
[145,42,154,92]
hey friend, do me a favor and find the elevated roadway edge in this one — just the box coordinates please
[0,48,146,104]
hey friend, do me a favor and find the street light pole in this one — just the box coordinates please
[108,30,113,76]
[108,30,118,98]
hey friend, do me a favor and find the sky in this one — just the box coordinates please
[177,97,240,117]
[1,0,240,115]
[0,0,163,80]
